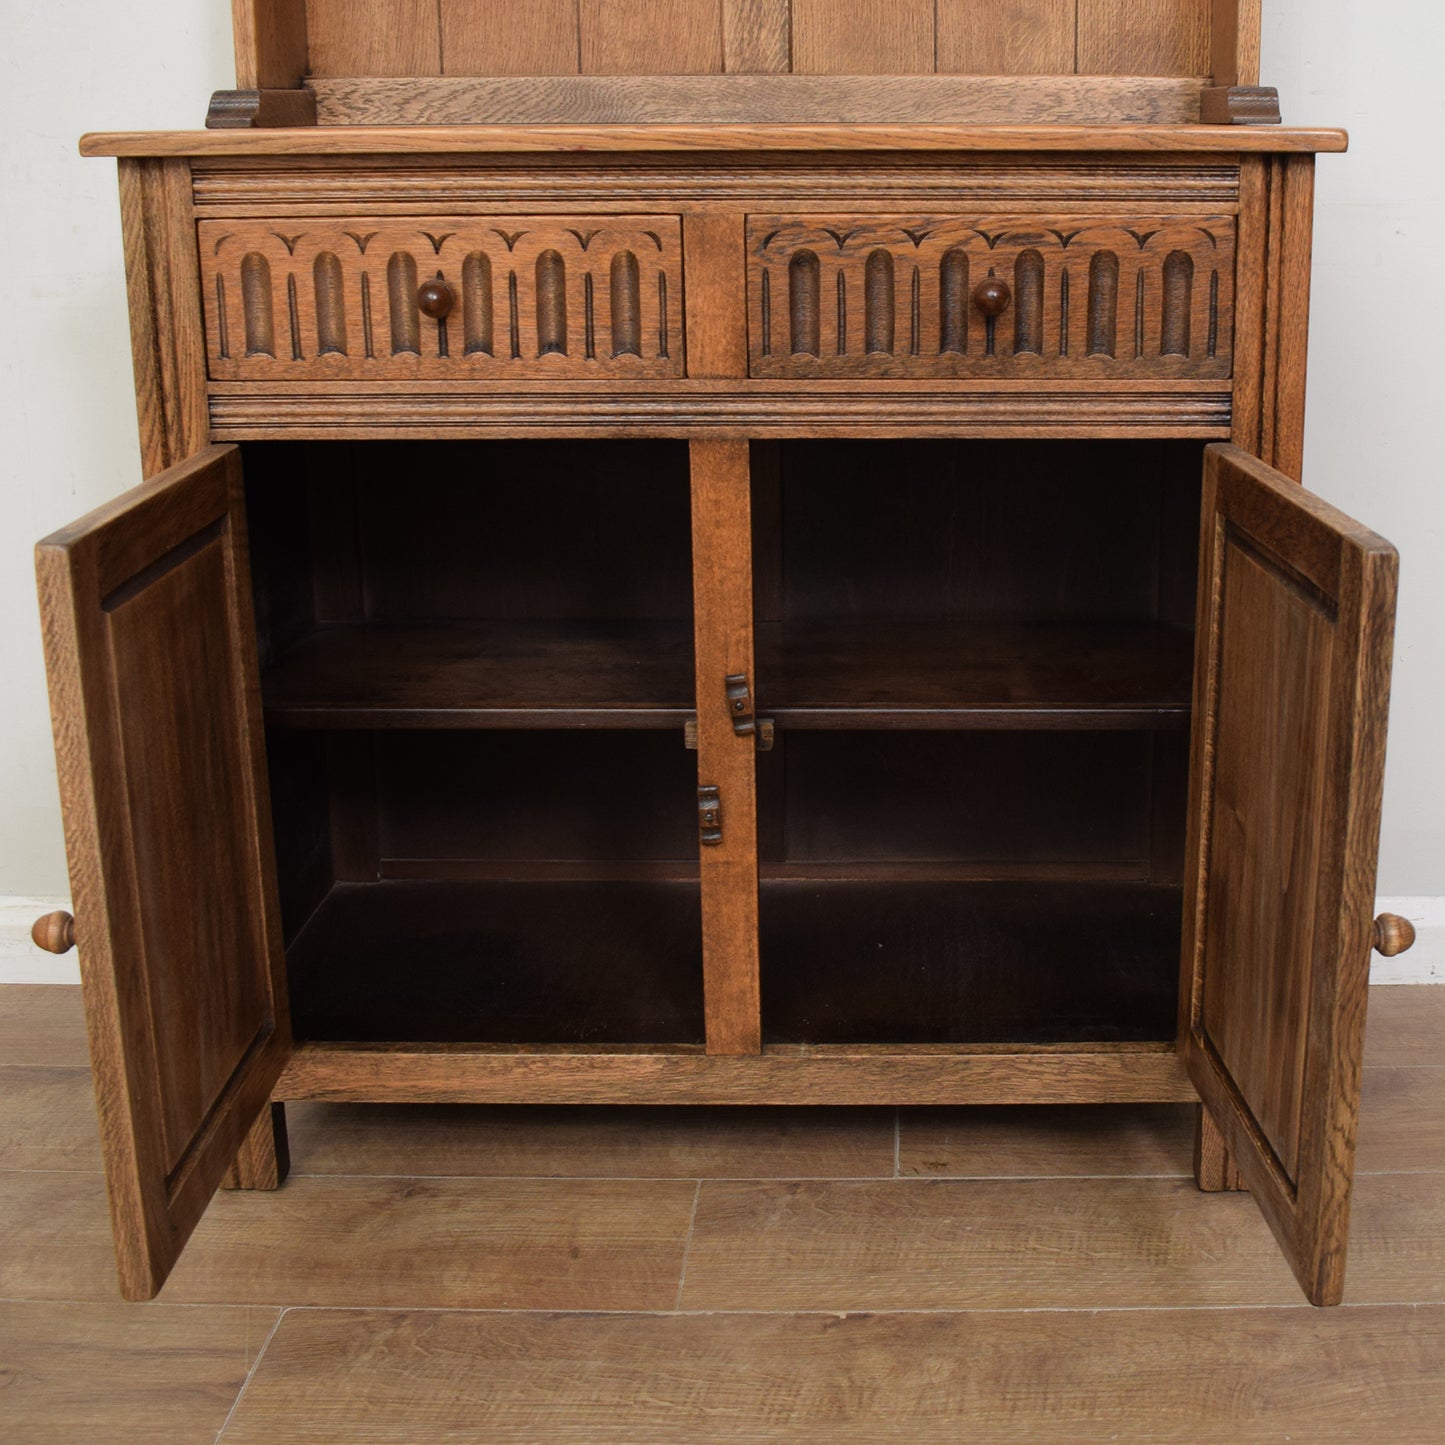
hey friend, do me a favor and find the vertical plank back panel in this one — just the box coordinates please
[1078,0,1211,76]
[579,1,726,74]
[724,0,792,72]
[791,0,935,74]
[232,0,309,88]
[1212,0,1263,86]
[441,1,581,75]
[304,0,442,77]
[936,1,1076,76]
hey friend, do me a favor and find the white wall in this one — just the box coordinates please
[0,2,1441,904]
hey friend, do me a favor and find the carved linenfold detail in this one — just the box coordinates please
[240,252,274,357]
[939,248,969,355]
[864,250,895,355]
[286,274,304,361]
[535,250,567,357]
[1088,251,1119,357]
[610,251,640,357]
[749,213,1235,380]
[201,217,684,380]
[314,253,346,356]
[387,252,420,356]
[1161,251,1194,357]
[462,252,492,356]
[789,251,820,356]
[1014,250,1044,356]
[215,276,230,360]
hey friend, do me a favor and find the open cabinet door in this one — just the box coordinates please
[36,444,291,1300]
[1181,443,1398,1306]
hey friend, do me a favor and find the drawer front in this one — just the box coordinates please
[747,213,1235,381]
[199,217,685,381]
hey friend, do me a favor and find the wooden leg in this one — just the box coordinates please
[1194,1104,1247,1192]
[221,1103,291,1190]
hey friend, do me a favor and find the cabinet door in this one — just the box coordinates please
[1180,443,1397,1307]
[36,444,291,1300]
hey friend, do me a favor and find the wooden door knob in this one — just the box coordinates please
[32,911,76,954]
[973,277,1012,316]
[417,279,454,320]
[1372,913,1416,956]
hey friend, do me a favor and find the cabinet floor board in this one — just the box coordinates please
[762,880,1183,1045]
[286,880,706,1046]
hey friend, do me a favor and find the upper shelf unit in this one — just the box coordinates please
[219,1,1277,129]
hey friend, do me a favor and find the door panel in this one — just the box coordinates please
[36,444,290,1299]
[1180,443,1397,1306]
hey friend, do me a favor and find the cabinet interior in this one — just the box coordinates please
[246,437,1202,1050]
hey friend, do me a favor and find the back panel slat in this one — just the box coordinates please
[936,1,1076,76]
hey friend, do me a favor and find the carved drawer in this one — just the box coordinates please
[199,217,684,380]
[748,213,1236,381]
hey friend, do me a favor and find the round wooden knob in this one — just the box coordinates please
[417,279,454,320]
[973,277,1012,316]
[1373,913,1416,957]
[32,911,76,955]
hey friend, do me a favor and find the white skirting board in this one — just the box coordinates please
[3,893,1442,988]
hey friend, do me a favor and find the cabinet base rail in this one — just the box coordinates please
[276,1041,1197,1106]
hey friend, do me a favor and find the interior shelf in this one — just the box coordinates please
[756,619,1194,729]
[286,880,705,1045]
[262,620,696,729]
[761,880,1183,1046]
[261,618,1191,730]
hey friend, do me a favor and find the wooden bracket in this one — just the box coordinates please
[206,88,318,130]
[686,717,774,752]
[1200,86,1281,126]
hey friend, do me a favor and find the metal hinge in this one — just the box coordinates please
[697,785,723,846]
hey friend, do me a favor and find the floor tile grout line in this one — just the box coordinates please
[213,1305,288,1442]
[673,1179,702,1312]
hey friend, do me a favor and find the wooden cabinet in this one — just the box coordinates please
[32,2,1411,1308]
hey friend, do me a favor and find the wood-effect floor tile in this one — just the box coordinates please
[0,984,89,1067]
[1356,1067,1445,1173]
[157,1175,698,1310]
[219,1304,1445,1444]
[897,1103,1194,1178]
[1363,985,1445,1067]
[0,1065,101,1171]
[0,1300,276,1443]
[680,1171,1445,1311]
[0,1170,122,1301]
[286,1102,896,1179]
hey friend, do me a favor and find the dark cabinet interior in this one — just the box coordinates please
[246,437,1203,1054]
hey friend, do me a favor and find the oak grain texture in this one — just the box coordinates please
[79,125,1350,156]
[691,440,762,1056]
[157,1174,697,1308]
[219,1305,1445,1443]
[936,0,1076,75]
[0,1300,277,1443]
[306,73,1210,125]
[1194,1102,1246,1190]
[579,0,725,75]
[232,0,309,89]
[790,0,933,75]
[1212,0,1262,87]
[440,0,581,76]
[284,1101,896,1178]
[1180,444,1398,1306]
[275,1041,1196,1105]
[724,0,790,73]
[304,0,440,77]
[1077,0,1211,77]
[898,1101,1195,1178]
[35,444,291,1300]
[117,158,209,479]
